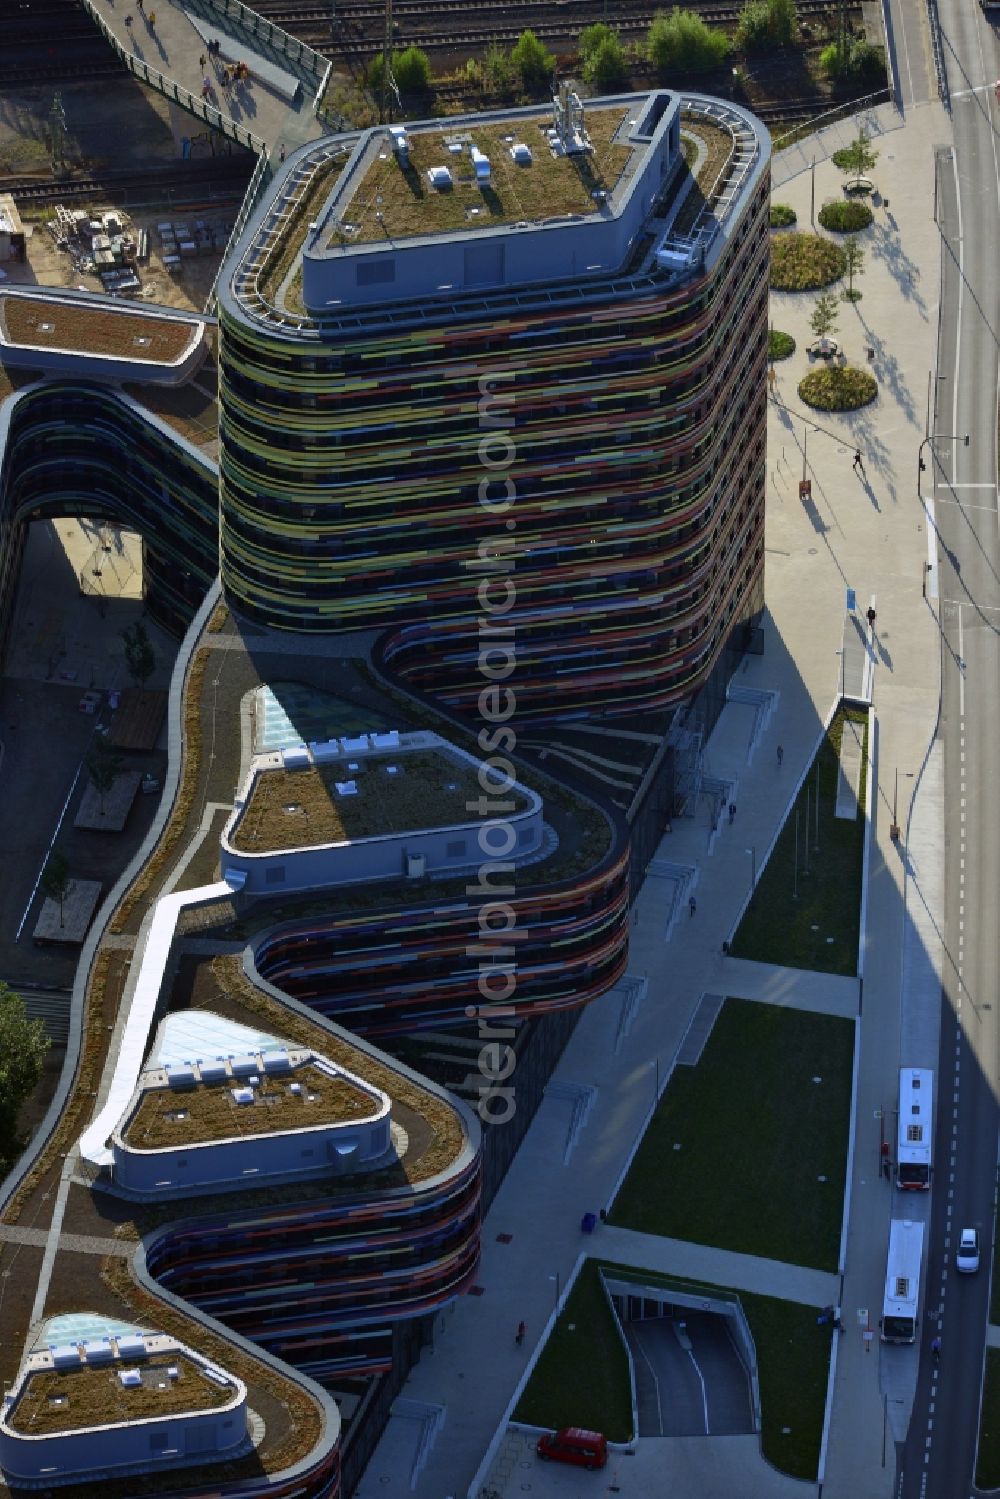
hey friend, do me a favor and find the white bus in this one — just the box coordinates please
[896,1067,933,1190]
[881,1219,924,1343]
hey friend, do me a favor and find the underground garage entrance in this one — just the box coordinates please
[606,1276,760,1439]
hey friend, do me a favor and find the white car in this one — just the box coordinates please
[956,1228,980,1274]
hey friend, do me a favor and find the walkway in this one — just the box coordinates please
[589,1225,840,1309]
[80,0,331,157]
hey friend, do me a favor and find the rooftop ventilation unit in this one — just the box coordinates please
[289,1082,304,1095]
[165,1065,196,1090]
[385,764,400,776]
[510,143,532,165]
[49,1345,82,1370]
[116,1335,147,1361]
[281,745,310,770]
[390,126,410,165]
[201,1366,231,1389]
[371,731,401,749]
[470,146,492,184]
[118,1369,142,1388]
[406,853,426,879]
[262,1051,292,1073]
[232,1087,255,1105]
[310,739,340,765]
[335,780,358,796]
[230,1055,259,1077]
[198,1060,229,1084]
[341,735,369,755]
[427,166,453,190]
[82,1340,114,1365]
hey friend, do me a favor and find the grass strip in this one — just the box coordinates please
[730,707,867,975]
[610,998,853,1271]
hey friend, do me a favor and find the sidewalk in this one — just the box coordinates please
[356,103,948,1499]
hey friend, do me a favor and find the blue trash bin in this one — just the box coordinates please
[581,1212,597,1234]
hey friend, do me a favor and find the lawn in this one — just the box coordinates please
[514,1258,633,1441]
[978,1350,1000,1488]
[730,708,868,975]
[519,1260,831,1481]
[610,999,853,1271]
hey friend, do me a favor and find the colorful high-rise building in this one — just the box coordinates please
[218,89,770,725]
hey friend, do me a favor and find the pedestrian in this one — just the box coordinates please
[776,744,784,767]
[148,7,155,23]
[931,1335,941,1363]
[137,0,143,8]
[852,449,865,477]
[199,53,207,69]
[279,144,286,163]
[202,77,211,98]
[515,1320,526,1347]
[124,12,132,26]
[866,605,877,630]
[728,802,736,824]
[689,894,697,918]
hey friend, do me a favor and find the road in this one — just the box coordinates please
[896,4,1000,1493]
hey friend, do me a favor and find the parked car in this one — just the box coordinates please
[536,1427,607,1470]
[956,1228,980,1274]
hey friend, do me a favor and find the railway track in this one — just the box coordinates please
[1,157,255,208]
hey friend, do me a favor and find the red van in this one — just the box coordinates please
[536,1427,608,1470]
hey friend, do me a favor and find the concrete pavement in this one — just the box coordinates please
[84,0,328,156]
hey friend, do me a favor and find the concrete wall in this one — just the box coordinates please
[112,1102,392,1197]
[0,1400,247,1483]
[220,802,545,895]
[301,93,681,311]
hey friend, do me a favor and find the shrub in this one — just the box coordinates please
[648,8,729,73]
[770,233,846,291]
[798,366,878,411]
[736,0,797,51]
[768,329,795,360]
[821,38,885,85]
[818,199,873,232]
[769,203,797,228]
[482,44,515,95]
[393,46,431,92]
[582,32,628,87]
[510,29,555,86]
[735,0,770,50]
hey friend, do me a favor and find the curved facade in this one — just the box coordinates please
[0,381,219,650]
[217,94,770,724]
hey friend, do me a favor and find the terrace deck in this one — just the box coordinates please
[123,1061,380,1149]
[8,1353,234,1436]
[231,749,527,853]
[331,106,633,247]
[0,293,202,364]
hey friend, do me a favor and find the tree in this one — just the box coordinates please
[40,850,70,929]
[0,983,50,1175]
[510,29,555,88]
[121,620,155,688]
[86,736,124,816]
[839,129,879,182]
[393,46,431,93]
[583,33,628,88]
[810,292,840,346]
[843,234,865,299]
[647,9,729,74]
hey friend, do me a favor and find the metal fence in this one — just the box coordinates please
[79,0,266,155]
[925,0,950,110]
[185,0,328,79]
[771,88,892,154]
[204,148,273,312]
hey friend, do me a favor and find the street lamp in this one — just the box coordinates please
[549,1271,561,1307]
[745,846,756,907]
[917,432,969,501]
